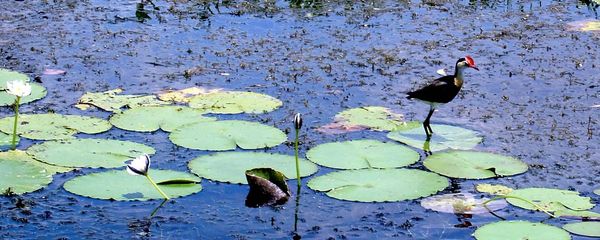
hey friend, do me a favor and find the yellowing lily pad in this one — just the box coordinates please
[476,183,514,195]
[473,221,571,240]
[0,113,112,140]
[420,193,507,215]
[506,188,594,212]
[188,152,318,184]
[567,19,600,32]
[169,120,286,151]
[158,86,223,103]
[307,168,448,202]
[317,106,417,134]
[387,124,482,152]
[76,88,168,112]
[0,159,52,195]
[423,151,528,179]
[63,169,202,201]
[0,83,47,106]
[109,106,217,132]
[0,150,73,174]
[188,91,282,114]
[306,139,419,169]
[563,222,600,237]
[27,138,155,168]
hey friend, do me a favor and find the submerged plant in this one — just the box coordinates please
[126,154,170,200]
[6,80,31,149]
[293,113,302,187]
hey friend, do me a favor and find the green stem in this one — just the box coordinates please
[146,174,170,200]
[294,128,301,187]
[483,195,556,218]
[11,96,20,150]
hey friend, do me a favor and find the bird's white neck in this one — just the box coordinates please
[454,65,466,88]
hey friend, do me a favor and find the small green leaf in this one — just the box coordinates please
[387,124,482,152]
[308,168,448,202]
[563,222,600,237]
[306,139,419,169]
[188,91,282,114]
[423,151,528,179]
[473,221,570,240]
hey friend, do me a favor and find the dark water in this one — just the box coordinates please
[1,0,599,239]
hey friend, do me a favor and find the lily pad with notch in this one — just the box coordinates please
[387,124,482,152]
[170,120,286,151]
[76,88,168,112]
[306,139,419,169]
[563,222,600,237]
[423,151,528,179]
[109,106,217,132]
[0,113,112,140]
[506,187,594,212]
[0,159,52,195]
[63,169,202,201]
[188,152,318,184]
[245,168,291,207]
[473,220,571,240]
[307,168,448,202]
[188,91,282,114]
[27,138,155,168]
[420,193,508,215]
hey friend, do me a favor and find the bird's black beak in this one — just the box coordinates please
[471,65,479,71]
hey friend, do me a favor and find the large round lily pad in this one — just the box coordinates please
[188,91,282,114]
[563,222,600,237]
[506,188,594,212]
[387,124,482,152]
[0,68,29,88]
[27,138,156,168]
[0,113,112,140]
[0,83,47,106]
[0,150,73,174]
[0,159,52,195]
[188,152,318,184]
[473,220,571,240]
[420,193,508,215]
[306,139,419,169]
[307,168,448,202]
[423,151,528,179]
[64,169,201,201]
[170,120,286,151]
[109,106,217,132]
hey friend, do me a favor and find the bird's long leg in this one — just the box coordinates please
[423,106,435,137]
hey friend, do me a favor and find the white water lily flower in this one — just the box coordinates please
[127,154,150,176]
[6,80,32,97]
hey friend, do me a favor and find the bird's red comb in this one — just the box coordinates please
[465,55,475,67]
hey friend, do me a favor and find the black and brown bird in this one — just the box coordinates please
[406,56,479,137]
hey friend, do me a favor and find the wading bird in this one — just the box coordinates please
[406,56,479,137]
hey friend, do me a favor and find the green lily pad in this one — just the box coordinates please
[0,132,18,147]
[423,151,528,179]
[0,150,73,174]
[0,68,30,89]
[0,83,47,106]
[506,188,594,212]
[76,88,168,112]
[594,189,600,196]
[563,222,600,237]
[27,138,155,168]
[63,169,202,201]
[554,206,600,219]
[420,193,507,215]
[109,106,217,132]
[306,139,419,169]
[307,168,448,202]
[169,120,286,151]
[188,152,318,184]
[387,124,482,152]
[0,159,52,195]
[473,221,571,240]
[188,91,282,114]
[0,113,112,140]
[318,106,419,134]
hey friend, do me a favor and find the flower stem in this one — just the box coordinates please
[294,128,301,187]
[11,96,20,150]
[145,174,170,200]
